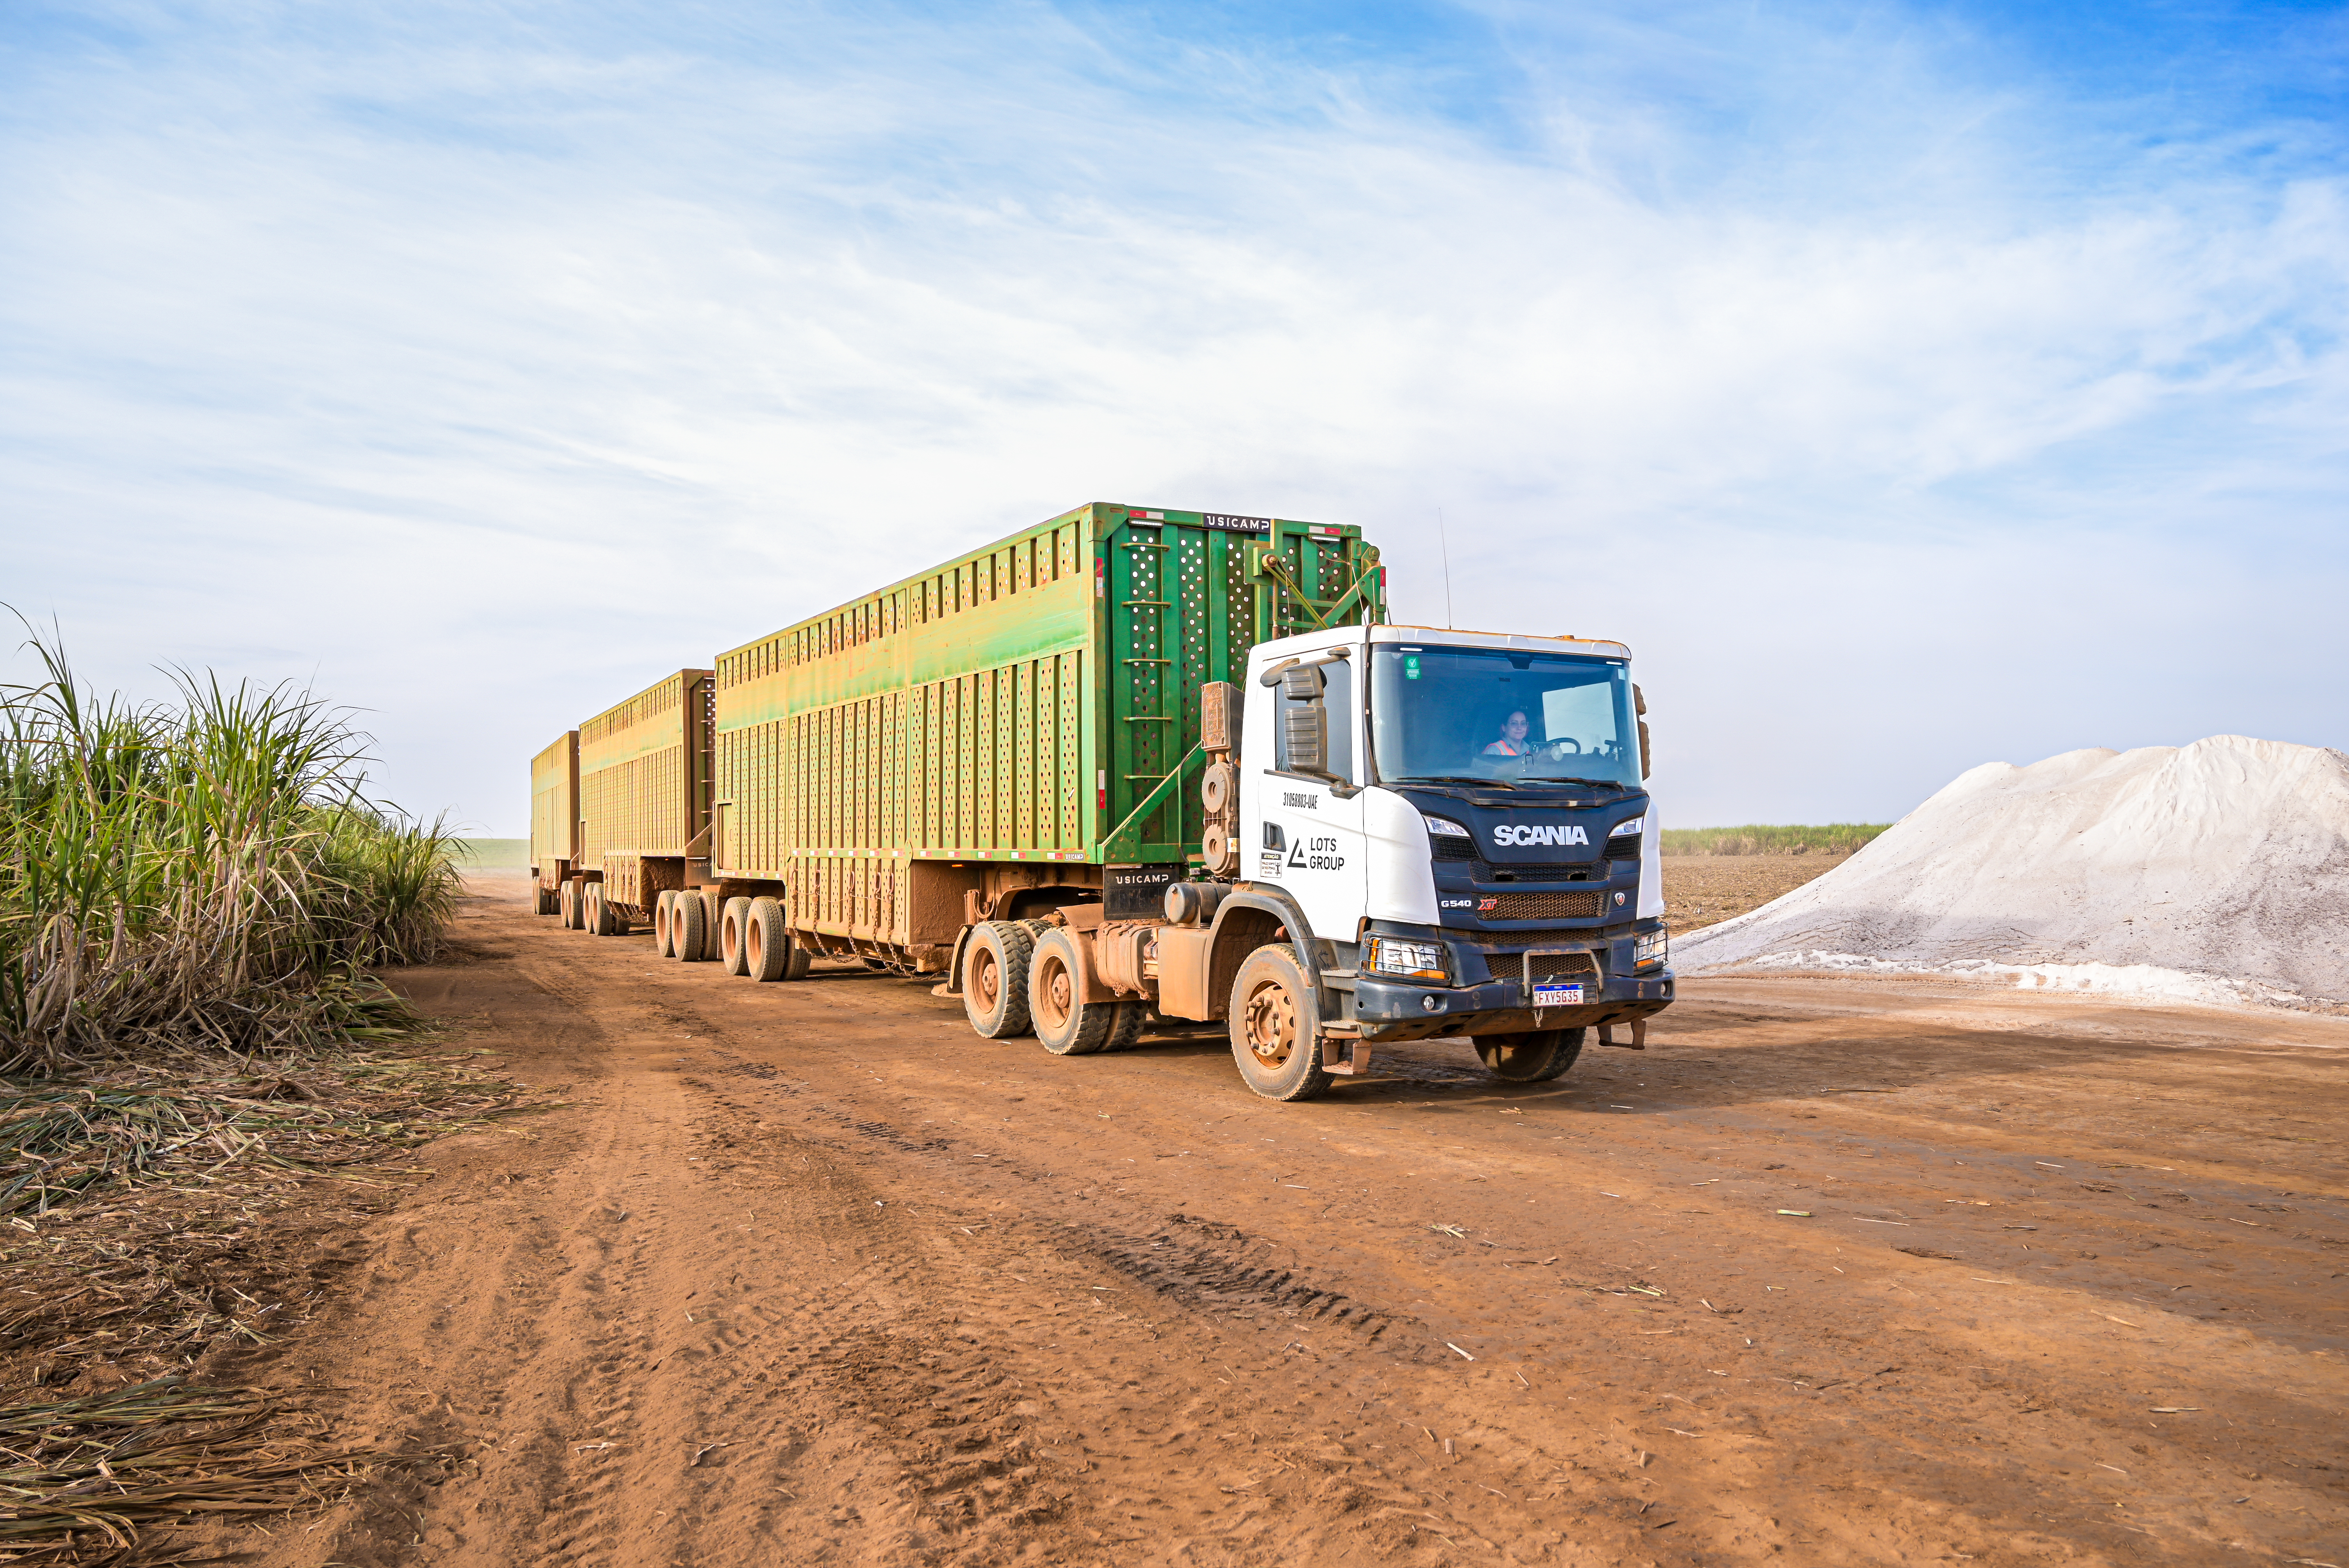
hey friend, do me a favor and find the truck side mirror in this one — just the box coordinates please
[1634,684,1650,779]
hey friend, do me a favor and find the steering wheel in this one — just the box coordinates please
[1544,738,1583,758]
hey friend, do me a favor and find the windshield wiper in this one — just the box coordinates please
[1523,776,1620,790]
[1392,774,1515,790]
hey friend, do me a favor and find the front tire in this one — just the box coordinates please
[963,921,1035,1037]
[1228,947,1333,1101]
[1473,1028,1585,1083]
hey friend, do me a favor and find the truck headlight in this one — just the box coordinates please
[1423,816,1472,839]
[1367,935,1452,984]
[1634,930,1668,969]
[1609,817,1645,838]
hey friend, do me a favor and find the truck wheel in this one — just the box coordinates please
[963,921,1035,1038]
[654,891,678,957]
[1228,947,1333,1102]
[1027,927,1116,1055]
[719,896,753,976]
[745,898,793,982]
[1473,1028,1585,1083]
[533,884,556,916]
[558,880,579,928]
[675,890,711,962]
[1107,1001,1146,1052]
[585,882,610,935]
[785,942,813,980]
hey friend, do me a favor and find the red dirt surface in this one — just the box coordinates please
[229,878,2348,1566]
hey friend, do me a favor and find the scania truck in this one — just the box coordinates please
[528,501,1672,1101]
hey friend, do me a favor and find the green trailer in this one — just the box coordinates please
[702,502,1383,971]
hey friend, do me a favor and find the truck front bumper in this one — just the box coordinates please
[1351,970,1675,1042]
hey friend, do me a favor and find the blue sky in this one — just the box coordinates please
[4,0,2344,834]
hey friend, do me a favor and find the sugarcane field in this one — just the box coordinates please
[7,7,2348,1567]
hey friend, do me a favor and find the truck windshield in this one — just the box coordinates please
[1370,645,1640,788]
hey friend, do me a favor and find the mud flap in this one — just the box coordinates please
[931,924,975,1000]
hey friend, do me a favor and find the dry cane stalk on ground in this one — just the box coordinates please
[0,1050,545,1561]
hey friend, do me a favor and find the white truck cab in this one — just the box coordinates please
[1000,622,1677,1101]
[948,621,1675,1101]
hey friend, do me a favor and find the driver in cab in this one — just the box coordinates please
[1479,708,1584,776]
[1483,709,1535,761]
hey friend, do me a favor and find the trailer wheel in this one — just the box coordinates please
[1229,947,1333,1102]
[963,921,1035,1038]
[558,880,579,928]
[534,884,557,916]
[719,897,753,976]
[585,882,610,935]
[654,891,678,957]
[1473,1028,1585,1083]
[675,891,711,962]
[745,898,795,982]
[596,886,629,935]
[1027,927,1118,1055]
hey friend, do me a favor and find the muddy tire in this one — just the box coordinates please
[1229,946,1333,1101]
[719,896,753,976]
[745,898,793,982]
[585,882,611,935]
[784,943,813,980]
[1027,927,1120,1055]
[1106,1000,1146,1052]
[1473,1028,1585,1083]
[533,884,558,916]
[654,891,678,957]
[963,921,1035,1038]
[675,892,711,962]
[558,880,580,929]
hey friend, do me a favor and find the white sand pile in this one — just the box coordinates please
[1674,736,2349,1010]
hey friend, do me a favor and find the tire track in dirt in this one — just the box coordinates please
[228,884,2349,1567]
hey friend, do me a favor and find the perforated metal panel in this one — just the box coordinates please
[708,504,1384,943]
[1484,889,1608,921]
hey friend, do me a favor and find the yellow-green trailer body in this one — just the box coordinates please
[711,503,1383,961]
[576,668,715,911]
[528,731,580,891]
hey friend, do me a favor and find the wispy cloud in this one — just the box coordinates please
[3,0,2343,828]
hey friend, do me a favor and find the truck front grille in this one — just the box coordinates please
[1432,835,1479,861]
[1526,950,1600,983]
[1482,890,1607,921]
[1478,860,1599,882]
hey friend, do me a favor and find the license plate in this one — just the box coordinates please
[1533,982,1585,1007]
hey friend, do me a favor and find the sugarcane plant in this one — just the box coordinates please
[0,623,462,1072]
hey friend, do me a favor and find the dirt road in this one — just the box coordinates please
[242,880,2348,1566]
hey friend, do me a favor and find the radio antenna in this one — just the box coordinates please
[1437,508,1455,628]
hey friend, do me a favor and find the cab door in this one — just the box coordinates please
[1245,642,1368,945]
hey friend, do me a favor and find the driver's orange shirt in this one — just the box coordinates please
[1482,740,1527,756]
